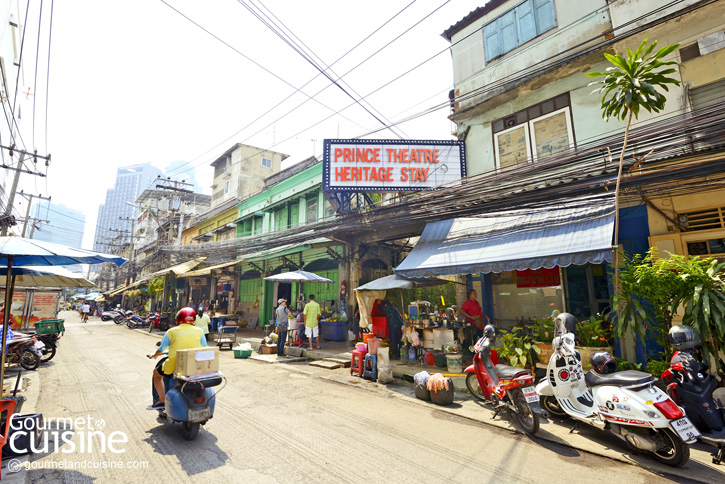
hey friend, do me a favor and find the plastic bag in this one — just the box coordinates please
[404,326,420,347]
[347,330,356,342]
[427,373,449,392]
[377,347,393,384]
[413,371,431,387]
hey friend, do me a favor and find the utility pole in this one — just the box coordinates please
[19,191,51,237]
[119,215,136,282]
[1,153,25,236]
[1,146,50,236]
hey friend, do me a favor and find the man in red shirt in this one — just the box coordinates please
[460,289,489,347]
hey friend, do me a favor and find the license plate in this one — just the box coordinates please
[522,386,539,403]
[188,407,211,422]
[670,417,701,443]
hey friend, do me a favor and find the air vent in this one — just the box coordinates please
[681,206,725,232]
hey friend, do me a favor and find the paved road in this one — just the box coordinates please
[19,312,703,483]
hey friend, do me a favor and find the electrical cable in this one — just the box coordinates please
[164,0,421,176]
[32,0,44,150]
[44,0,54,153]
[10,0,31,143]
[238,0,413,140]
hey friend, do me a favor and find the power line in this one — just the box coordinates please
[44,0,54,153]
[32,0,44,149]
[164,0,423,176]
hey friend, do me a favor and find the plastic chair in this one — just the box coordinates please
[350,349,368,377]
[0,399,18,479]
[362,354,378,381]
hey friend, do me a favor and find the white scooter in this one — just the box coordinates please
[536,313,697,467]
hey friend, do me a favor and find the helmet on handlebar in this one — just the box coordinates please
[590,351,618,374]
[668,325,701,351]
[176,307,197,325]
[555,312,578,335]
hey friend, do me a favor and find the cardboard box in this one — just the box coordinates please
[176,347,219,377]
[261,344,277,355]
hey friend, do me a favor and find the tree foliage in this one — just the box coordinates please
[586,38,680,121]
[614,248,725,373]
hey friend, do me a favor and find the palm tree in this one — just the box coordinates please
[586,37,680,358]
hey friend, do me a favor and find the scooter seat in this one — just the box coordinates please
[585,369,654,388]
[494,364,529,380]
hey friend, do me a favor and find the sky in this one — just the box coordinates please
[9,0,484,249]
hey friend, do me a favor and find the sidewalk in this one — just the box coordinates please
[229,329,725,482]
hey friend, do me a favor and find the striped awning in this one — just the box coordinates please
[150,257,206,277]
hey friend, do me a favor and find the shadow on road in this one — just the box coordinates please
[143,421,229,476]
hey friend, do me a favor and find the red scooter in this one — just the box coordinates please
[464,325,546,434]
[147,312,169,333]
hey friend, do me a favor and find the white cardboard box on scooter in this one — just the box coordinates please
[175,347,219,377]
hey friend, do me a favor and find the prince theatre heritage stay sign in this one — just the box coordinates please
[322,139,466,192]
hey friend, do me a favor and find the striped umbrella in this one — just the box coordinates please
[264,270,333,283]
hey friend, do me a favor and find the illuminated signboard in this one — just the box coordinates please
[322,139,466,192]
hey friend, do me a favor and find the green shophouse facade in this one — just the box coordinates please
[234,157,344,326]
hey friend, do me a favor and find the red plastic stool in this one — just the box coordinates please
[350,349,367,377]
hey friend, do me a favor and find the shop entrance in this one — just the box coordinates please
[563,263,610,321]
[278,283,292,307]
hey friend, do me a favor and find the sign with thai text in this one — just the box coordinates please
[322,139,466,192]
[515,267,560,288]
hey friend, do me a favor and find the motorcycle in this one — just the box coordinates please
[464,325,545,434]
[536,313,695,467]
[148,313,169,333]
[5,335,44,371]
[661,325,725,464]
[101,309,123,322]
[150,342,225,440]
[126,313,151,329]
[35,333,60,363]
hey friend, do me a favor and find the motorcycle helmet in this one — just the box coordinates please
[176,307,197,325]
[555,312,578,335]
[590,351,618,374]
[483,324,496,340]
[668,325,701,351]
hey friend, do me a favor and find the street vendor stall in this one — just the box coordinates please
[354,274,461,351]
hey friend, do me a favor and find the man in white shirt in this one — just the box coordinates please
[81,303,91,323]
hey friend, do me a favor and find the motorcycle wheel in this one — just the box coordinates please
[127,321,134,329]
[40,343,56,363]
[114,316,124,324]
[465,373,487,402]
[148,323,154,333]
[161,322,169,332]
[20,348,40,371]
[541,395,568,418]
[180,422,200,441]
[512,390,539,435]
[651,429,690,467]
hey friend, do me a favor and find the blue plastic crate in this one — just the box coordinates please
[320,320,347,342]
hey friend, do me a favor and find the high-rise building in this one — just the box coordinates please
[32,202,86,248]
[93,163,163,253]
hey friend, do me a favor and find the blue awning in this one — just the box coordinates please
[395,200,615,278]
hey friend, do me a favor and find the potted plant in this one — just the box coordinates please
[493,327,541,369]
[530,316,555,364]
[575,315,611,370]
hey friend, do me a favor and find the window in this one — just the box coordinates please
[306,199,318,224]
[224,181,229,194]
[261,157,272,169]
[483,0,557,62]
[492,93,574,170]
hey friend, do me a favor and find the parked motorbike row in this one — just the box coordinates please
[100,308,168,332]
[5,329,60,371]
[470,313,725,468]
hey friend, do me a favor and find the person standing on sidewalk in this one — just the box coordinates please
[379,300,404,359]
[303,294,321,349]
[275,299,290,356]
[194,308,211,341]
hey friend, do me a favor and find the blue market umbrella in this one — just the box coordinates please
[0,236,126,386]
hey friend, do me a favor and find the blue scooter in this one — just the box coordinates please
[151,342,226,440]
